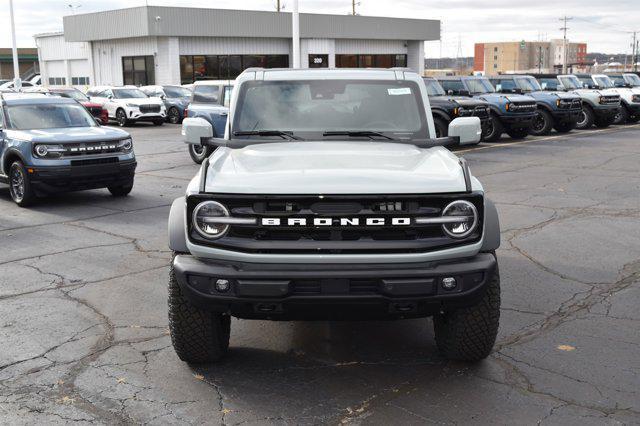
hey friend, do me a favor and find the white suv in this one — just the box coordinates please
[87,86,166,127]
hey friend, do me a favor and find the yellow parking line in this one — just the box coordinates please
[457,124,640,154]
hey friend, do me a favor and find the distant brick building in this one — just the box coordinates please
[474,40,587,74]
[0,48,39,80]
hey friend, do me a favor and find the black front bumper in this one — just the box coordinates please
[552,109,582,123]
[593,105,620,119]
[172,252,497,320]
[30,158,136,194]
[500,113,535,129]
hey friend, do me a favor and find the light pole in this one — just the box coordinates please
[9,0,21,90]
[292,0,300,68]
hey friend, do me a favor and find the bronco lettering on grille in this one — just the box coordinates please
[260,217,412,226]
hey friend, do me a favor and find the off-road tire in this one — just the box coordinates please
[613,105,629,125]
[530,109,553,136]
[483,114,503,142]
[168,254,230,364]
[506,127,530,139]
[553,121,575,133]
[434,117,448,138]
[188,144,214,164]
[108,183,133,197]
[433,260,500,362]
[575,105,594,130]
[9,161,36,207]
[168,107,182,124]
[116,109,131,127]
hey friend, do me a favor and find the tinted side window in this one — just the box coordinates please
[539,78,558,90]
[439,80,465,93]
[493,79,516,92]
[192,85,220,104]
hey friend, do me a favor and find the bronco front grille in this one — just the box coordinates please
[60,141,126,157]
[508,102,537,113]
[600,95,620,105]
[187,193,484,255]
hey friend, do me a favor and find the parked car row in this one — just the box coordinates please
[428,73,640,143]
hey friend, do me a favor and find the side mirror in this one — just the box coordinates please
[458,89,471,97]
[512,88,523,94]
[107,94,113,99]
[448,116,481,146]
[447,89,454,95]
[160,94,166,100]
[182,117,213,145]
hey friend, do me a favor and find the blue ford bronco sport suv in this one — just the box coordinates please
[0,93,136,207]
[489,75,582,135]
[438,76,537,141]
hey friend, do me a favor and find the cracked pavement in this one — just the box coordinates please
[1,123,639,425]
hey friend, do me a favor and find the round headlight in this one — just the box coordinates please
[192,201,230,239]
[120,138,133,151]
[35,145,48,157]
[441,200,478,238]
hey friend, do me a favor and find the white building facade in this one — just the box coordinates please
[35,6,439,88]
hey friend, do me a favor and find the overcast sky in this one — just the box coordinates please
[2,0,638,58]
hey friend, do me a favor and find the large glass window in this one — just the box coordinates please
[179,55,290,83]
[113,88,148,99]
[335,54,407,68]
[439,80,465,94]
[232,80,427,140]
[122,56,155,86]
[422,78,446,96]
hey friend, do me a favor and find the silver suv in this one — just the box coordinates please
[168,68,500,364]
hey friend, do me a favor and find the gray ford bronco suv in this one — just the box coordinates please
[169,68,500,363]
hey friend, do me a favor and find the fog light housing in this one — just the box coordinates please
[441,277,457,290]
[214,279,230,292]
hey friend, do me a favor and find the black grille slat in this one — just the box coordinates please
[139,104,161,113]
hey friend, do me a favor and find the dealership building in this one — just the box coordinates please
[34,6,439,88]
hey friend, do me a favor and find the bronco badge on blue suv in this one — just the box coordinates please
[0,93,136,207]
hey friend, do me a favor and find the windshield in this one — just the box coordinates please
[163,86,192,98]
[538,78,560,90]
[56,89,89,102]
[423,79,446,96]
[233,80,427,140]
[625,74,640,86]
[516,77,542,91]
[113,88,148,99]
[6,103,97,130]
[466,78,495,94]
[594,76,614,88]
[559,76,582,89]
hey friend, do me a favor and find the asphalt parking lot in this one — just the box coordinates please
[1,123,639,425]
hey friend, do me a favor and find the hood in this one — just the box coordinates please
[6,126,129,143]
[201,141,481,195]
[475,93,535,103]
[122,98,163,106]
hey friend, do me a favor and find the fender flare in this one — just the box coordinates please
[536,102,554,114]
[168,197,189,253]
[2,148,28,175]
[481,198,501,252]
[431,108,452,123]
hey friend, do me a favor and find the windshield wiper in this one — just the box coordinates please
[322,131,396,141]
[233,130,304,140]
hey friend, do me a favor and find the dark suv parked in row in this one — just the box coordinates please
[488,75,582,135]
[423,77,491,138]
[0,93,136,206]
[437,76,537,141]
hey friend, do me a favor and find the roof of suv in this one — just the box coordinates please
[238,68,417,81]
[1,93,77,105]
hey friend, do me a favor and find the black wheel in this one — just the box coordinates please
[108,183,133,197]
[153,119,164,126]
[613,106,629,125]
[553,121,575,133]
[530,109,553,136]
[116,109,130,127]
[9,161,36,207]
[188,144,214,164]
[168,107,182,124]
[483,114,504,142]
[433,117,448,138]
[433,259,500,362]
[575,106,594,130]
[506,127,530,139]
[168,254,231,364]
